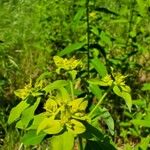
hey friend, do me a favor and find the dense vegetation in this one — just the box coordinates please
[0,0,150,149]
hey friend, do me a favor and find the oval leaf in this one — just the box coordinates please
[37,118,62,134]
[50,131,74,150]
[57,42,86,56]
[44,80,69,93]
[21,130,46,145]
[8,100,30,124]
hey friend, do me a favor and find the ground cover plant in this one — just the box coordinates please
[0,0,150,149]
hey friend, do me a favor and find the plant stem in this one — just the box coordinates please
[18,143,23,150]
[78,137,84,150]
[70,80,74,100]
[86,0,90,79]
[89,86,112,117]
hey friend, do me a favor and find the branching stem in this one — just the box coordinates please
[89,86,112,117]
[86,0,90,79]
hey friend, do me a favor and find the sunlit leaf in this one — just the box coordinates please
[67,119,86,134]
[121,91,132,112]
[59,87,71,102]
[16,98,41,129]
[27,113,46,130]
[8,100,30,124]
[131,119,150,128]
[91,57,107,77]
[113,86,132,112]
[50,131,74,150]
[57,42,86,56]
[44,80,69,93]
[79,100,88,111]
[89,84,102,99]
[37,118,63,134]
[21,130,46,145]
[121,85,131,93]
[68,70,77,80]
[142,83,150,91]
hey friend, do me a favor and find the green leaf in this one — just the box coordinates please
[137,136,150,150]
[44,80,69,93]
[57,42,86,56]
[113,86,132,112]
[27,113,46,130]
[50,131,74,150]
[91,57,107,77]
[37,118,63,134]
[36,71,52,82]
[131,119,150,128]
[88,77,112,86]
[113,85,122,96]
[89,84,102,99]
[85,140,116,150]
[110,18,128,23]
[89,107,114,135]
[132,99,146,107]
[21,130,46,145]
[8,100,30,124]
[121,85,131,93]
[59,87,71,102]
[95,7,118,16]
[99,107,114,135]
[121,91,132,112]
[16,98,40,129]
[141,83,150,91]
[81,122,104,141]
[68,70,77,80]
[136,0,146,16]
[67,119,86,134]
[81,123,116,150]
[91,26,100,36]
[100,31,112,46]
[71,7,85,31]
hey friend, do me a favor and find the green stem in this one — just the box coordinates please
[89,86,112,117]
[86,0,90,79]
[18,143,23,150]
[70,81,74,100]
[78,137,84,150]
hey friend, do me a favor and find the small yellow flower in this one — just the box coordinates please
[53,56,82,71]
[89,12,97,19]
[14,81,32,100]
[44,98,58,113]
[40,93,88,135]
[114,73,127,86]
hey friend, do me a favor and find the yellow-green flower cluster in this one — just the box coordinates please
[98,73,129,87]
[14,81,32,100]
[53,56,82,72]
[14,80,44,100]
[37,96,88,135]
[114,73,127,86]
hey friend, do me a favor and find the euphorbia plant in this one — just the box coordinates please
[8,56,131,150]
